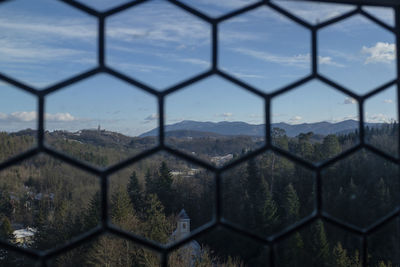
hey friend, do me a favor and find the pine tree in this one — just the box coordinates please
[157,162,175,214]
[111,188,137,232]
[245,158,278,234]
[83,191,101,231]
[350,250,362,267]
[272,127,289,150]
[296,132,315,160]
[0,185,13,218]
[333,242,350,267]
[144,168,153,192]
[310,221,330,266]
[85,235,135,267]
[0,217,13,241]
[377,261,393,267]
[374,178,389,212]
[34,204,50,249]
[278,183,305,266]
[127,171,143,213]
[0,217,15,266]
[260,178,278,233]
[143,194,171,244]
[321,134,341,159]
[282,183,300,224]
[52,200,72,246]
[281,231,304,267]
[245,157,259,229]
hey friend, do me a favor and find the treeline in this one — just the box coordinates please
[0,157,231,266]
[0,124,398,266]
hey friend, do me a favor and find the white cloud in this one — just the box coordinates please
[343,97,357,104]
[0,18,96,40]
[108,45,209,70]
[322,49,359,63]
[11,111,37,122]
[318,56,345,67]
[216,112,233,118]
[233,48,309,67]
[144,114,159,122]
[0,111,76,123]
[46,113,76,122]
[289,116,302,123]
[362,42,395,64]
[231,72,266,79]
[0,14,96,64]
[366,113,395,123]
[109,61,172,73]
[178,58,210,67]
[0,39,88,63]
[220,31,262,43]
[233,48,343,68]
[384,99,393,104]
[107,4,209,46]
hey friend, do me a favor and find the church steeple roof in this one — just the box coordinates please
[178,209,190,220]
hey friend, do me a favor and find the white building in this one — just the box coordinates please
[13,227,36,247]
[170,209,201,266]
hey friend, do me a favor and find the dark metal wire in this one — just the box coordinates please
[0,0,398,266]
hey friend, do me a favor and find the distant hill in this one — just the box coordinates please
[165,130,223,138]
[140,120,383,138]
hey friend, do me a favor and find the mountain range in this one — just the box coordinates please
[140,120,382,138]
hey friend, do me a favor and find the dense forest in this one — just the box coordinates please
[0,124,398,266]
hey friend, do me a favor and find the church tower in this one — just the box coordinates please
[169,209,201,265]
[176,209,190,239]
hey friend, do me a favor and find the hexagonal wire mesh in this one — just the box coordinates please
[0,0,399,266]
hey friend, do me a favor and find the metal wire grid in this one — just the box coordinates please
[0,0,398,265]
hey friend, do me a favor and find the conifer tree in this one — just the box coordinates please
[127,171,143,213]
[375,178,389,212]
[377,261,393,267]
[282,183,300,223]
[144,168,155,195]
[0,217,15,266]
[0,186,12,218]
[282,231,304,267]
[156,162,175,214]
[333,242,350,267]
[310,221,330,266]
[33,204,51,249]
[296,132,314,160]
[52,200,72,246]
[143,194,171,244]
[0,217,13,241]
[111,188,136,231]
[245,158,278,234]
[260,178,278,233]
[159,162,173,190]
[279,184,304,266]
[83,191,101,231]
[245,157,260,228]
[321,134,341,159]
[350,250,362,267]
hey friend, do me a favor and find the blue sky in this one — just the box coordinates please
[0,0,397,136]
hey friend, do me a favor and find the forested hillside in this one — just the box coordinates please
[0,124,398,266]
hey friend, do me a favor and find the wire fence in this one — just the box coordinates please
[0,0,399,266]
